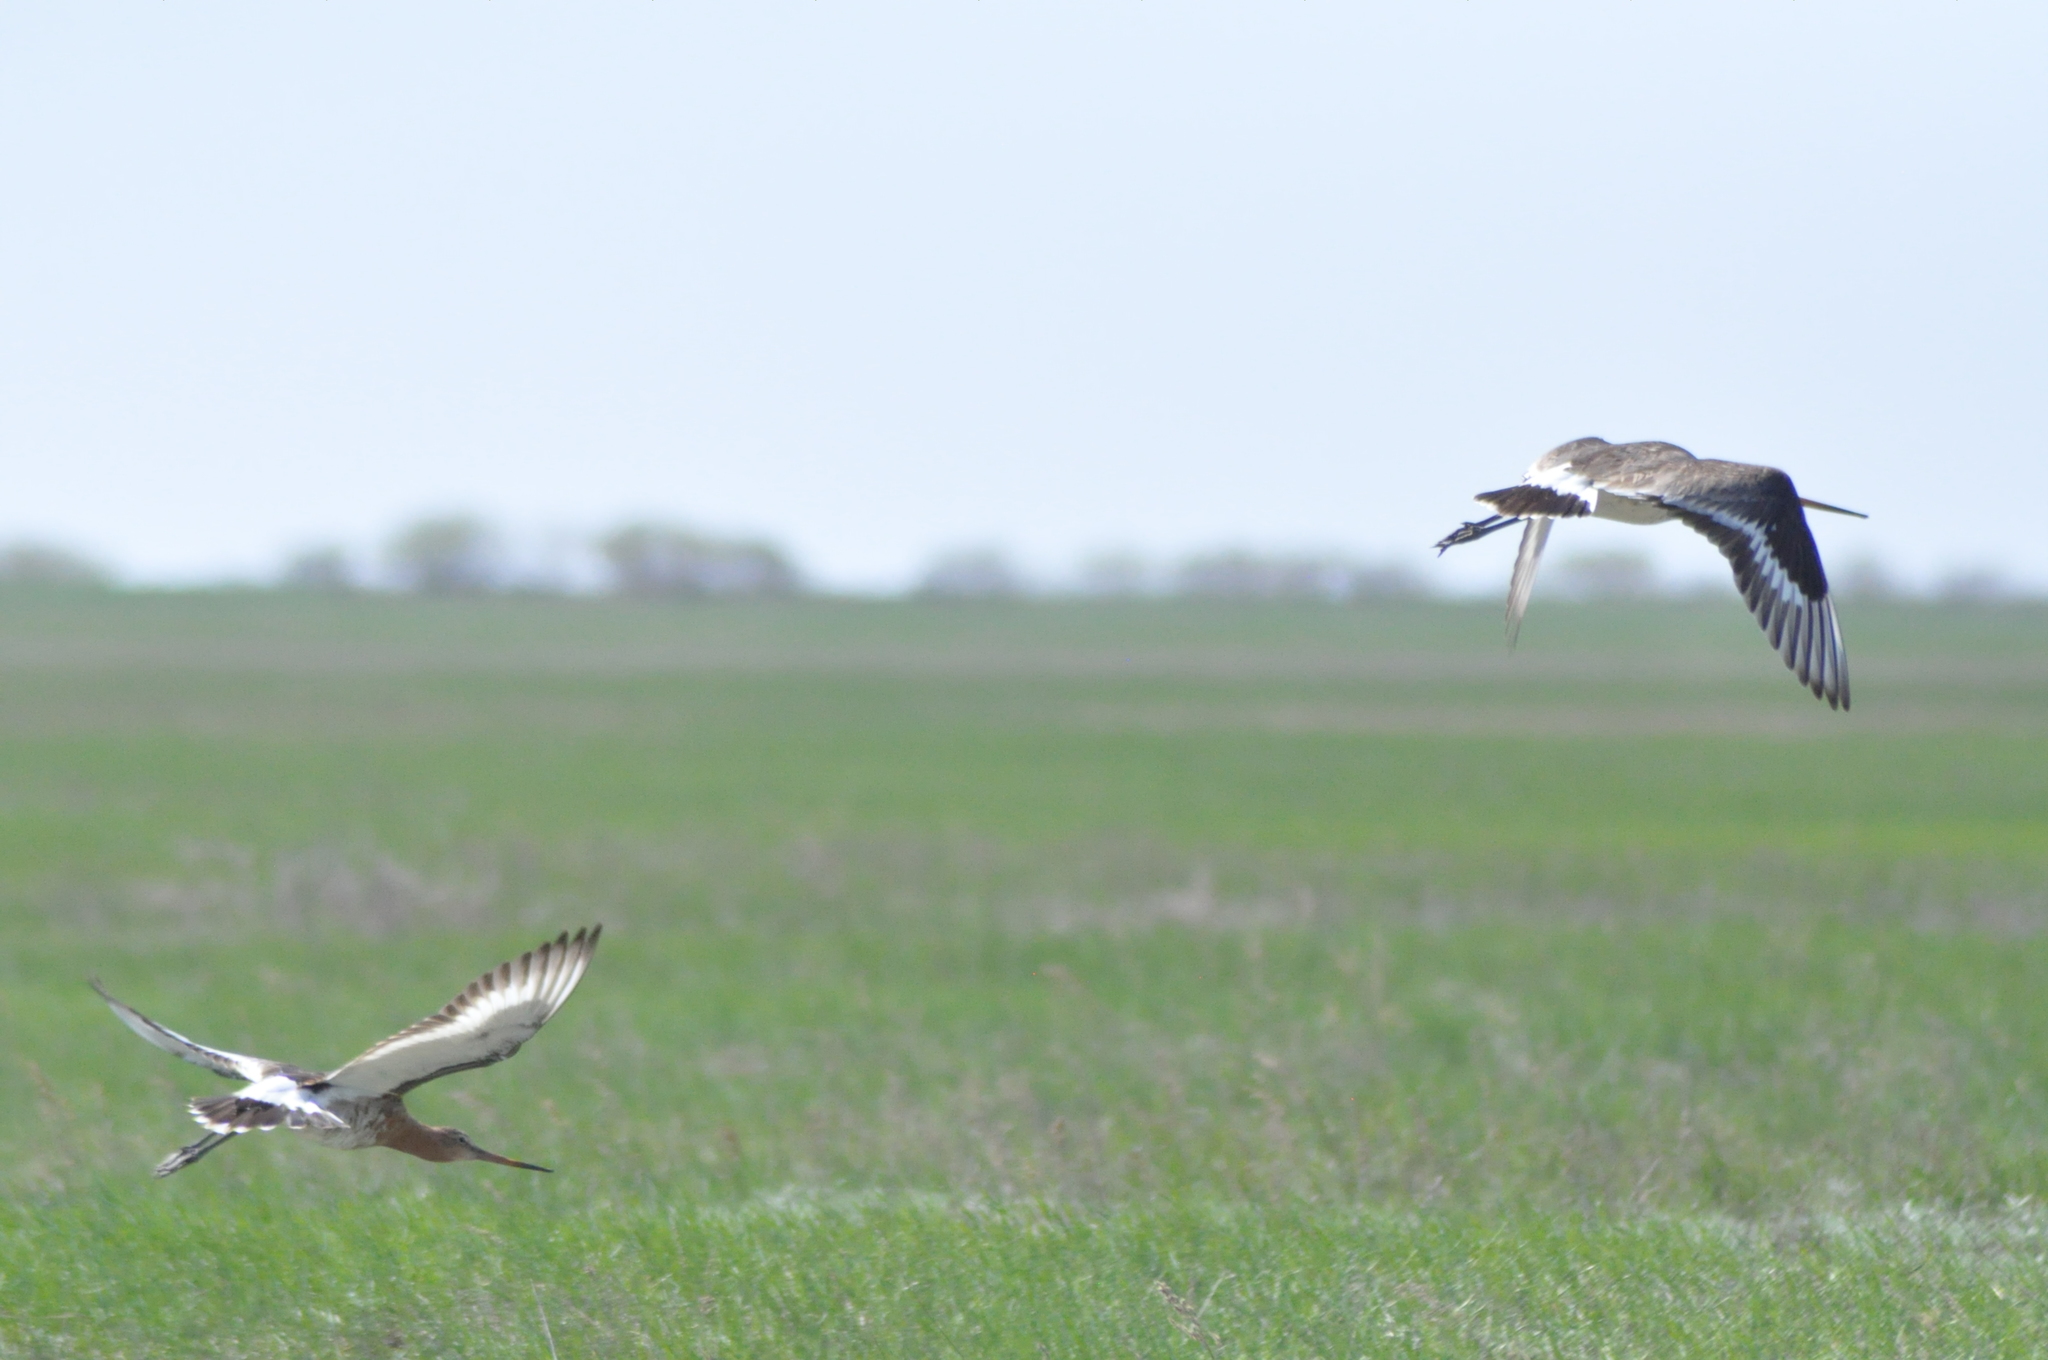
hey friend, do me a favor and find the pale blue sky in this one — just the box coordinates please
[2,4,2041,591]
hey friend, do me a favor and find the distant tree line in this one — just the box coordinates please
[285,520,1444,603]
[914,544,2046,604]
[599,523,799,598]
[279,516,802,599]
[0,521,2038,603]
[914,546,1429,601]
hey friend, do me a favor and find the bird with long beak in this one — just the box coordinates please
[1436,438,1866,709]
[94,927,599,1177]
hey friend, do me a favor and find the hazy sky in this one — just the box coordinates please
[2,4,2042,591]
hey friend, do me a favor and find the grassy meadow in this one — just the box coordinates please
[3,589,2048,1355]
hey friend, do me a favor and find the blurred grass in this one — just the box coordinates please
[4,592,2048,1354]
[12,1195,2048,1357]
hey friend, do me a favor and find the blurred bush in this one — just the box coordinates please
[598,523,800,598]
[0,541,113,589]
[915,547,1027,600]
[1076,551,1157,598]
[1937,566,2015,603]
[385,516,503,594]
[1549,550,1658,599]
[1832,555,1905,603]
[278,545,357,593]
[1172,549,1424,602]
[1342,562,1430,600]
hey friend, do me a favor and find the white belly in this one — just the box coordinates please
[1590,493,1673,526]
[281,1089,389,1150]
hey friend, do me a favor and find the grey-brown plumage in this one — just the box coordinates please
[93,926,600,1177]
[1436,438,1865,710]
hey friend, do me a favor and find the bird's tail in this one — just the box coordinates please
[153,1131,232,1178]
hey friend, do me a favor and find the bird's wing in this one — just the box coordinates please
[91,979,275,1082]
[325,927,601,1097]
[1504,518,1552,647]
[1657,468,1850,710]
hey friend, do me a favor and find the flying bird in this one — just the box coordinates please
[94,926,600,1178]
[1435,438,1865,709]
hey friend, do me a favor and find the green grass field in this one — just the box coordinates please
[4,590,2048,1356]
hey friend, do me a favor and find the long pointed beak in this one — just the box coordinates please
[1799,497,1869,519]
[475,1147,553,1173]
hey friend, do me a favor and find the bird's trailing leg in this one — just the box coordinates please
[1433,512,1556,646]
[1434,515,1524,554]
[153,1131,233,1178]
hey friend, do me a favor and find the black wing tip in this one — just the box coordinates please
[1808,660,1849,711]
[1792,601,1849,711]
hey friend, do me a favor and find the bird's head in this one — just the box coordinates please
[429,1125,553,1172]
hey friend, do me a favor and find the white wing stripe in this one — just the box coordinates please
[1526,462,1599,499]
[324,927,600,1096]
[1667,498,1847,707]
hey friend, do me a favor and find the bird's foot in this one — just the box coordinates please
[1434,515,1518,554]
